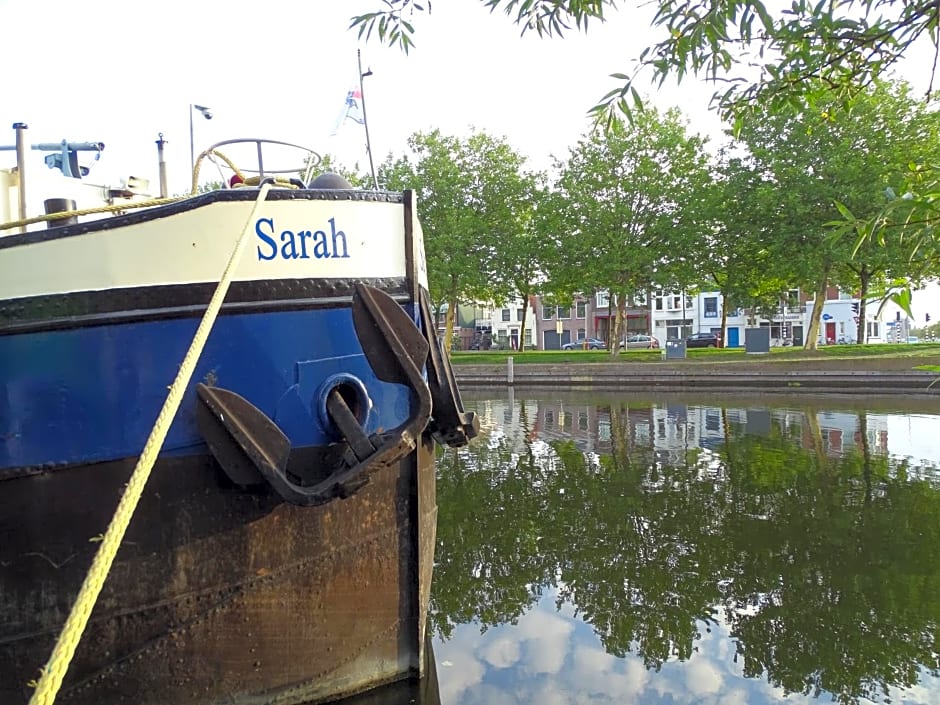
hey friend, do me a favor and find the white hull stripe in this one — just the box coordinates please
[0,191,410,301]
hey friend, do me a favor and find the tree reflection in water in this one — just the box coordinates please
[430,394,940,704]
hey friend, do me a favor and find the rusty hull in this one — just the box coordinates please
[0,434,437,705]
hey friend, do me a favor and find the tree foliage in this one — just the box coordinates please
[552,107,710,350]
[353,0,940,296]
[699,152,792,338]
[380,129,533,351]
[730,82,939,346]
[351,0,939,125]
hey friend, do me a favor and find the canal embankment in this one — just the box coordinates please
[453,357,940,395]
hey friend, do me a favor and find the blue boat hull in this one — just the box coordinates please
[0,306,416,473]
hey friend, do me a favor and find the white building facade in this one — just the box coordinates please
[650,290,886,347]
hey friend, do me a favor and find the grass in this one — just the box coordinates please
[449,343,940,365]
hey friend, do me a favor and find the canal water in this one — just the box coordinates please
[427,390,940,705]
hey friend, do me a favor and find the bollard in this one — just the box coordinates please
[507,357,514,386]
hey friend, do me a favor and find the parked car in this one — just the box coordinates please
[686,332,722,348]
[622,334,660,349]
[562,337,607,350]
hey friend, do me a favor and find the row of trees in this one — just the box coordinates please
[328,80,938,352]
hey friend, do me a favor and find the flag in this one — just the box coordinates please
[330,84,365,136]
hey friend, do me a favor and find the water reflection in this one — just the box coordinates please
[431,392,940,704]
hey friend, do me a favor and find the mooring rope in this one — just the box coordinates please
[27,182,274,705]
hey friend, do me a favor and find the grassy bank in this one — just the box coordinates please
[449,343,940,366]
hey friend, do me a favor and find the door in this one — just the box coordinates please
[543,330,571,350]
[825,321,836,344]
[726,327,739,347]
[792,325,804,346]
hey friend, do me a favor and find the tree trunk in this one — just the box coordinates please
[857,268,871,344]
[803,270,831,352]
[517,297,527,352]
[860,412,872,505]
[610,292,626,355]
[804,406,827,467]
[720,290,729,349]
[443,290,458,355]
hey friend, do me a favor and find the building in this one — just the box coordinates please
[460,285,888,351]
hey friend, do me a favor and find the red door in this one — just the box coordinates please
[825,321,836,344]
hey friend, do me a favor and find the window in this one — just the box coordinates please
[542,305,553,319]
[578,327,586,340]
[706,410,720,432]
[501,308,511,322]
[787,289,801,308]
[576,301,587,318]
[578,411,589,430]
[524,329,532,345]
[655,297,664,311]
[596,291,609,308]
[867,321,880,338]
[704,297,718,318]
[557,306,570,320]
[516,308,524,321]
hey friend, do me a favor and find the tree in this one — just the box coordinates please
[380,129,533,352]
[353,1,940,297]
[729,82,937,348]
[352,1,938,123]
[698,153,794,343]
[553,107,710,352]
[490,171,550,351]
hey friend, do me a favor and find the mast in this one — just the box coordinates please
[358,49,379,190]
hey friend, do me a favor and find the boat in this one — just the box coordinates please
[0,123,477,704]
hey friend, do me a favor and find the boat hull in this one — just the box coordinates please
[0,435,437,705]
[0,187,468,703]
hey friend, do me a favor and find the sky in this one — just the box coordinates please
[433,584,940,704]
[1,0,938,317]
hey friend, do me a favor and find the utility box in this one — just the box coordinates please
[745,327,771,354]
[665,340,686,359]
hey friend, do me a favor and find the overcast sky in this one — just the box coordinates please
[2,0,936,316]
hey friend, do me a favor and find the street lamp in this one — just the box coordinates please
[189,103,213,177]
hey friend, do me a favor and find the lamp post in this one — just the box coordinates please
[189,104,213,179]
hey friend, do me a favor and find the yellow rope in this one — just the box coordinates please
[0,195,187,232]
[27,183,274,705]
[191,148,246,194]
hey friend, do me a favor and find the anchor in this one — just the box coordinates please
[195,283,432,506]
[417,288,479,448]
